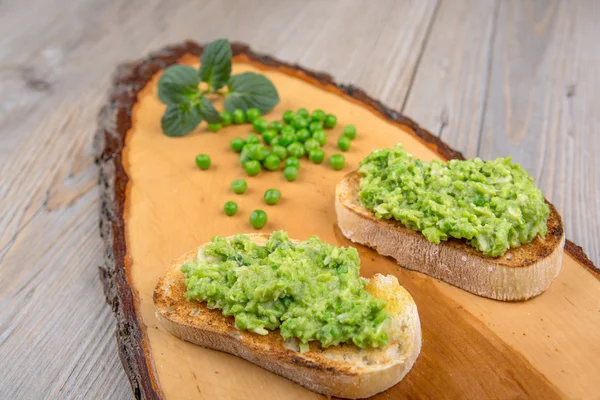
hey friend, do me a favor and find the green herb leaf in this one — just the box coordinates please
[161,102,202,137]
[158,65,201,105]
[199,39,232,91]
[196,97,221,124]
[224,72,279,114]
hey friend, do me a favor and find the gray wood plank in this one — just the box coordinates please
[479,0,600,267]
[0,0,438,398]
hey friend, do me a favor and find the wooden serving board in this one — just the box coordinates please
[96,42,600,400]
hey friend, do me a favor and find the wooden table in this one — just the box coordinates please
[1,0,598,398]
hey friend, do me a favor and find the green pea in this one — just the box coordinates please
[324,114,337,129]
[284,157,300,169]
[195,154,211,170]
[247,144,267,161]
[280,132,297,147]
[269,120,283,132]
[253,118,269,134]
[296,128,311,143]
[312,129,327,146]
[337,136,351,151]
[292,116,309,130]
[297,108,309,118]
[239,145,251,165]
[304,138,320,153]
[219,111,232,126]
[246,108,261,123]
[249,209,268,229]
[283,110,295,124]
[231,179,247,194]
[283,166,299,182]
[270,136,281,147]
[246,133,260,145]
[308,121,323,133]
[272,145,288,160]
[309,148,325,164]
[230,137,246,153]
[263,154,281,171]
[280,125,295,136]
[244,160,261,176]
[232,109,246,124]
[262,129,278,145]
[207,123,221,132]
[311,109,326,122]
[329,154,345,170]
[260,146,271,160]
[224,201,238,216]
[287,142,306,158]
[343,124,357,139]
[264,189,281,205]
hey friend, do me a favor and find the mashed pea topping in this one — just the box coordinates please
[358,144,550,257]
[181,231,389,349]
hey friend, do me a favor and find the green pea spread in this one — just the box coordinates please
[181,231,390,349]
[358,145,550,257]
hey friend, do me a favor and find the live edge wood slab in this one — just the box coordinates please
[95,41,600,400]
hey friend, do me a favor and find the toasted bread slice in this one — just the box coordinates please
[335,172,565,301]
[154,233,421,399]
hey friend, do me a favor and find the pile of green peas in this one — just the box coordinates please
[225,107,356,178]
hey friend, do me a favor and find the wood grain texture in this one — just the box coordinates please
[0,0,598,398]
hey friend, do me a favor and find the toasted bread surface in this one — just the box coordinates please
[154,233,421,399]
[335,172,565,301]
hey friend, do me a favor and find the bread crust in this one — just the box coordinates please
[335,172,565,301]
[153,233,421,399]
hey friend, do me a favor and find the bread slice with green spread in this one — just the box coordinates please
[154,233,421,399]
[335,147,565,301]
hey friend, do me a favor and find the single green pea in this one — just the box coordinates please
[292,116,309,130]
[264,189,281,205]
[309,148,325,164]
[337,136,351,151]
[263,154,281,171]
[343,124,357,139]
[270,136,281,147]
[324,114,337,129]
[311,109,326,122]
[232,109,246,124]
[248,144,267,161]
[231,179,247,194]
[312,129,327,146]
[296,128,311,143]
[195,154,211,170]
[224,201,238,216]
[246,108,261,123]
[308,121,323,133]
[244,160,261,176]
[262,129,278,145]
[284,157,300,169]
[246,133,261,145]
[280,125,295,136]
[239,145,252,165]
[283,166,299,182]
[249,209,268,229]
[268,120,283,132]
[272,145,288,160]
[219,111,232,126]
[282,110,295,124]
[304,138,321,153]
[297,108,309,118]
[253,118,269,134]
[230,137,246,153]
[329,154,345,170]
[280,132,297,147]
[287,142,306,158]
[207,123,221,132]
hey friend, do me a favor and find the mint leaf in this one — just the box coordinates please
[161,102,202,137]
[224,72,279,114]
[158,65,200,105]
[196,97,221,124]
[199,39,232,91]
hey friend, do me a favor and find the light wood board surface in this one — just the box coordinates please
[0,0,598,399]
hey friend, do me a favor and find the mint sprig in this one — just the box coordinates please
[157,39,279,137]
